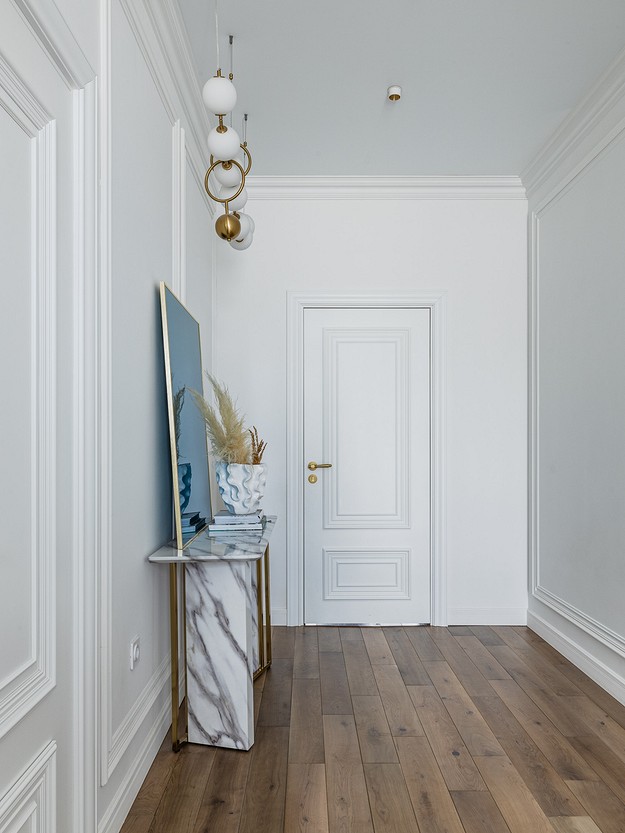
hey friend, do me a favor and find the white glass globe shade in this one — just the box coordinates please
[207,126,241,162]
[202,75,237,114]
[248,216,255,234]
[235,213,252,240]
[230,233,253,251]
[214,162,243,188]
[219,185,248,212]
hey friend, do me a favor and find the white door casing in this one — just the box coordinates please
[303,308,431,624]
[286,292,447,627]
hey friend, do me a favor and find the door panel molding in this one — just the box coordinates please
[324,328,410,528]
[286,292,447,626]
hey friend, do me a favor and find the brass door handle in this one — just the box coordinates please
[308,462,332,471]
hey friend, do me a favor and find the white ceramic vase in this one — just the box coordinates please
[215,462,267,515]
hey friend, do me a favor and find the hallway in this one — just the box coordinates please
[121,625,625,832]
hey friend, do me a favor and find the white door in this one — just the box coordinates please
[303,307,431,624]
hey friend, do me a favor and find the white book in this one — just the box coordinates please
[212,510,263,525]
[208,523,263,533]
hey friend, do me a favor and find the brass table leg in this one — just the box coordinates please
[264,545,272,668]
[169,563,180,751]
[256,558,265,670]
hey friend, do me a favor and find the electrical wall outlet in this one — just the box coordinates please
[130,636,140,670]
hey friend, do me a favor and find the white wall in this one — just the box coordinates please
[0,1,215,832]
[97,1,215,830]
[527,51,625,703]
[214,191,528,626]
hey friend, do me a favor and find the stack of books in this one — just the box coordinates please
[208,510,265,533]
[181,511,207,535]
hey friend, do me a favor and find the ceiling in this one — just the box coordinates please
[178,0,625,176]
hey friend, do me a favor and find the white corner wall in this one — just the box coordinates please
[214,191,528,626]
[527,51,625,704]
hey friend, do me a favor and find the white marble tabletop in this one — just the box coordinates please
[147,516,277,563]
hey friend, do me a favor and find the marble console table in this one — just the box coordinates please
[148,517,275,751]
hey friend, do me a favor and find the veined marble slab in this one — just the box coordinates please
[148,516,275,750]
[148,516,276,562]
[185,560,255,748]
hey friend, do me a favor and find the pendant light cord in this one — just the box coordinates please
[214,0,220,70]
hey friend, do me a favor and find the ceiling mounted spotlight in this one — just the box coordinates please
[202,2,254,250]
[387,85,402,102]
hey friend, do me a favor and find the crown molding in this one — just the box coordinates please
[246,175,526,201]
[11,0,95,88]
[522,46,625,196]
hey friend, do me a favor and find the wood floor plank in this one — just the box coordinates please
[453,635,512,680]
[473,693,585,817]
[148,746,216,833]
[352,695,398,763]
[491,627,584,697]
[489,647,589,737]
[404,626,444,661]
[489,679,600,781]
[320,651,352,714]
[548,817,603,833]
[427,628,494,697]
[451,791,512,833]
[257,657,293,727]
[383,628,431,685]
[363,763,419,833]
[561,693,625,763]
[565,780,625,833]
[362,628,395,666]
[372,664,424,737]
[289,678,324,763]
[238,726,289,833]
[285,763,329,833]
[192,746,252,833]
[448,626,473,636]
[408,685,487,791]
[474,754,557,833]
[470,626,506,646]
[121,734,179,831]
[570,734,625,805]
[341,632,378,696]
[294,626,320,679]
[518,634,625,730]
[323,715,374,833]
[272,626,295,659]
[424,661,505,757]
[396,736,465,833]
[318,627,342,653]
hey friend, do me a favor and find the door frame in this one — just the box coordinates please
[286,291,447,627]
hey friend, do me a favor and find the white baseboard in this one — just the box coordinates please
[528,606,625,708]
[271,608,287,626]
[447,607,527,626]
[98,697,170,833]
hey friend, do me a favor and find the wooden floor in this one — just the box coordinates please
[121,625,625,833]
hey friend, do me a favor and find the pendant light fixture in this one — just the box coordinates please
[202,4,254,250]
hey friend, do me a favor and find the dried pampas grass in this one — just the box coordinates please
[190,375,266,466]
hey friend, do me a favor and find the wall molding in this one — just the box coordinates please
[286,292,447,627]
[11,0,94,88]
[247,175,525,201]
[523,46,625,196]
[0,742,56,832]
[0,54,56,741]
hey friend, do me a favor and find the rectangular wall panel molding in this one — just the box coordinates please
[0,53,56,741]
[0,742,56,833]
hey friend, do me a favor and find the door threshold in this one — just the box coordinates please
[304,622,431,627]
